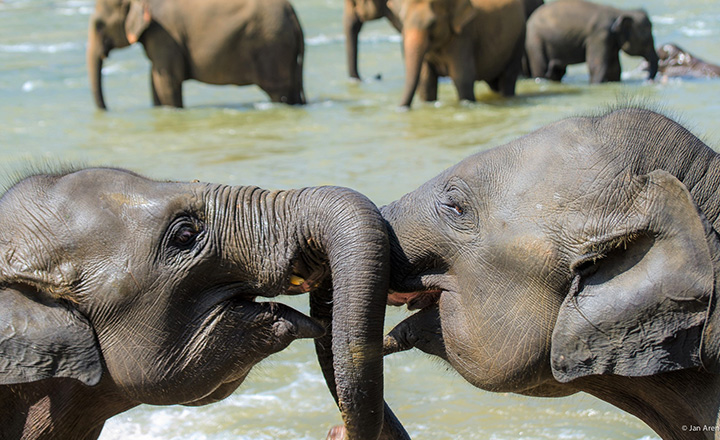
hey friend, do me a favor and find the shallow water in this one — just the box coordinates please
[1,0,719,438]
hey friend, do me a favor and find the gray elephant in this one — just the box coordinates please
[344,0,402,80]
[87,0,305,109]
[525,0,659,83]
[381,108,720,439]
[0,167,403,440]
[387,0,526,108]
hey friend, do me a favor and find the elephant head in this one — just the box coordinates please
[0,168,392,440]
[381,108,720,436]
[388,0,477,107]
[611,9,658,80]
[87,0,152,109]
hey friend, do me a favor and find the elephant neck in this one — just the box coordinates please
[1,377,133,440]
[577,370,720,439]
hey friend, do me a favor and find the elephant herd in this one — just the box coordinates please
[85,0,720,111]
[3,107,720,439]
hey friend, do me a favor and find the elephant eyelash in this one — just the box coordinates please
[168,217,205,249]
[441,202,464,215]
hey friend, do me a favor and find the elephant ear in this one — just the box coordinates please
[0,286,103,386]
[551,170,716,383]
[610,14,633,44]
[451,0,477,34]
[125,0,152,45]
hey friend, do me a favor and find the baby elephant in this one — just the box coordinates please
[382,108,720,439]
[87,0,305,109]
[0,167,394,440]
[525,0,658,83]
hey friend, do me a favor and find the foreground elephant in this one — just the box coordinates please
[0,168,397,439]
[382,108,720,439]
[525,0,658,83]
[87,0,305,109]
[387,0,526,108]
[344,0,402,80]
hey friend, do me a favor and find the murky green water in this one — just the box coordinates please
[1,0,719,438]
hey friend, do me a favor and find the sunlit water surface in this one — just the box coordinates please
[1,0,719,438]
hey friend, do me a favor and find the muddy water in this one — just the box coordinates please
[1,0,719,438]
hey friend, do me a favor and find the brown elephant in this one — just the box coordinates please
[0,167,405,440]
[387,0,526,108]
[651,43,720,79]
[87,0,305,110]
[344,0,402,80]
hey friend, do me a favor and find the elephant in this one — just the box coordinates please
[525,0,659,83]
[381,107,720,439]
[87,0,305,110]
[0,167,407,440]
[648,43,720,79]
[344,0,402,81]
[387,0,526,108]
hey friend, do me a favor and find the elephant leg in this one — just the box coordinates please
[491,36,523,97]
[418,61,439,102]
[344,0,363,80]
[586,41,618,83]
[256,55,304,105]
[150,72,161,106]
[141,28,186,108]
[605,55,622,82]
[525,36,548,79]
[546,60,567,81]
[151,66,184,107]
[449,42,476,102]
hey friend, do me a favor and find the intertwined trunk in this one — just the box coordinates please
[222,185,394,439]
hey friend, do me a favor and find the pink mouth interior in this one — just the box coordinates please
[387,290,442,310]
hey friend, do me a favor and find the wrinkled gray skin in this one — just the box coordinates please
[525,0,659,83]
[382,108,720,439]
[0,168,399,440]
[87,0,305,109]
[344,0,402,80]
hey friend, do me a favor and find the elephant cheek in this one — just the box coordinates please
[439,286,557,393]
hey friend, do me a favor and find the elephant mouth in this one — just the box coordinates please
[213,285,326,341]
[387,272,455,310]
[387,289,442,310]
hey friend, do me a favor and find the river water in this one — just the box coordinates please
[1,0,719,438]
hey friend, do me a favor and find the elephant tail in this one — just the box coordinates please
[289,3,306,105]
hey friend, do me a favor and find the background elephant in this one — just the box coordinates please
[87,0,305,109]
[525,0,659,83]
[387,0,526,108]
[344,0,402,80]
[0,167,400,440]
[381,108,720,439]
[649,43,720,78]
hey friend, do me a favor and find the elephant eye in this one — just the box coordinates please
[169,219,204,248]
[442,201,464,215]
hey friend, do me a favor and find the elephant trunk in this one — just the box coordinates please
[299,187,390,439]
[645,48,659,80]
[87,19,107,110]
[225,185,402,439]
[399,26,430,108]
